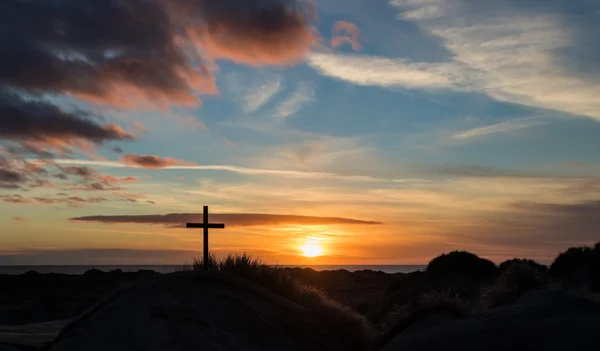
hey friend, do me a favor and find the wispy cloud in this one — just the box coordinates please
[307,52,472,91]
[309,1,600,120]
[451,117,545,140]
[275,82,316,119]
[243,76,283,113]
[46,159,427,184]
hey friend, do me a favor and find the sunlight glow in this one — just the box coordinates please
[300,237,324,257]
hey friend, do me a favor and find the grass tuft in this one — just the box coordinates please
[480,261,549,310]
[185,253,374,350]
[372,292,468,350]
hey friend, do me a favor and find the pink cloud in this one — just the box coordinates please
[331,21,362,51]
[121,154,196,169]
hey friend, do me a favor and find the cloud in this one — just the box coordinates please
[11,216,27,222]
[1,194,108,207]
[243,77,283,113]
[180,0,318,66]
[48,158,424,183]
[0,0,318,109]
[121,154,196,169]
[307,52,474,91]
[275,82,316,119]
[451,117,545,140]
[121,177,141,183]
[0,168,27,187]
[70,213,383,227]
[388,0,600,120]
[60,166,97,179]
[0,90,134,152]
[309,1,600,121]
[331,21,362,51]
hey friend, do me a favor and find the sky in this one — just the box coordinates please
[1,0,600,265]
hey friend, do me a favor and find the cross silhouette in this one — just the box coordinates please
[186,206,225,270]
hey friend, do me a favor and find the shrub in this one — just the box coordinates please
[498,259,547,273]
[373,292,468,350]
[186,253,374,350]
[480,262,549,310]
[549,246,594,280]
[426,251,497,280]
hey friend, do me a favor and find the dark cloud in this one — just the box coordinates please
[176,0,318,66]
[60,166,97,179]
[121,154,194,169]
[513,200,600,218]
[1,194,109,207]
[0,0,317,108]
[70,213,383,227]
[0,90,134,149]
[70,182,122,192]
[0,0,317,171]
[447,200,600,253]
[0,168,27,184]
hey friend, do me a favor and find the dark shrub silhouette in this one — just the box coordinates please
[374,292,469,351]
[499,258,547,273]
[549,246,594,280]
[427,251,497,279]
[481,261,549,310]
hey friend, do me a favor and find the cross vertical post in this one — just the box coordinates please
[203,205,209,269]
[186,206,225,270]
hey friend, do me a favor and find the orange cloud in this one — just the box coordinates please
[71,213,383,227]
[331,21,362,51]
[178,0,319,66]
[121,154,196,169]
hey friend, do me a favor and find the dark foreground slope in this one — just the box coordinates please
[375,287,600,351]
[47,272,369,351]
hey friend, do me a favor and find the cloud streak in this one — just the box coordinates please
[70,213,383,227]
[451,117,545,140]
[275,82,316,119]
[307,52,475,91]
[243,77,283,113]
[46,158,428,183]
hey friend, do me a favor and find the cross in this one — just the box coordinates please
[186,206,225,270]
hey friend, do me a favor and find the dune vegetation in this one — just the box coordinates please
[182,253,375,350]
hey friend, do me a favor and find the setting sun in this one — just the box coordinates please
[300,242,323,257]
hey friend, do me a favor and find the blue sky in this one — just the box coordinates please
[1,0,600,265]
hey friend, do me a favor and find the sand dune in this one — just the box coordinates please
[48,272,363,351]
[377,288,600,351]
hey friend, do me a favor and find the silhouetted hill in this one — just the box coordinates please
[47,272,371,351]
[375,287,600,351]
[0,269,159,326]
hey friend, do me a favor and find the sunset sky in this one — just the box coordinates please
[1,0,600,265]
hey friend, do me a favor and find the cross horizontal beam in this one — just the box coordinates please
[186,223,225,229]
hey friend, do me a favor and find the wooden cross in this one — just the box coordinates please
[186,206,225,270]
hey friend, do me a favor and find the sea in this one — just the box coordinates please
[0,265,425,275]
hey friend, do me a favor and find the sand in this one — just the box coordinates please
[378,287,600,351]
[47,272,360,351]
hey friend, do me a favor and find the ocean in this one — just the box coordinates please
[0,265,425,275]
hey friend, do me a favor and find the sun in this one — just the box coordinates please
[300,243,323,258]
